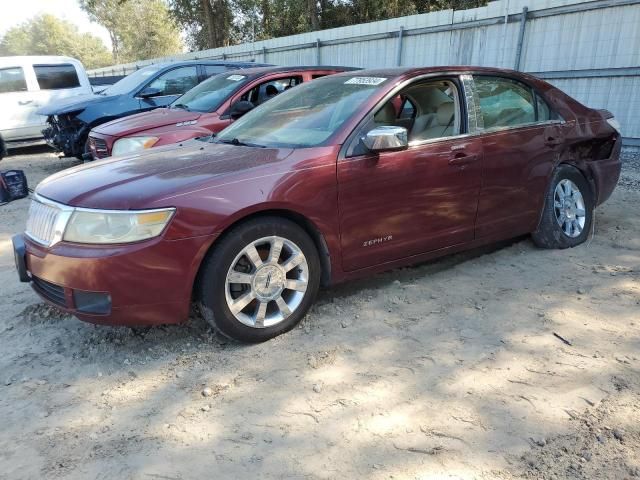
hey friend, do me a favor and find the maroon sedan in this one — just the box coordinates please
[13,67,621,342]
[88,66,354,160]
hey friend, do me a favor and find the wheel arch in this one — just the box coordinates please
[534,160,594,232]
[192,208,334,302]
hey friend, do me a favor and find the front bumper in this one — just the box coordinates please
[43,115,88,157]
[13,233,214,326]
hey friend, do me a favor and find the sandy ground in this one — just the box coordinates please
[0,148,638,480]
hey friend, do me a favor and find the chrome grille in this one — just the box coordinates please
[89,136,109,158]
[25,200,61,246]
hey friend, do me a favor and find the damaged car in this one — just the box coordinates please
[38,60,269,160]
[88,66,356,160]
[14,67,621,342]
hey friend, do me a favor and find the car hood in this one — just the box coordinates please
[93,108,203,137]
[37,93,120,116]
[36,140,294,210]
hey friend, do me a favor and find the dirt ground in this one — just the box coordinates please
[0,147,638,480]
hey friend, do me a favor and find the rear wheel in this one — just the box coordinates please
[197,217,321,342]
[532,165,593,249]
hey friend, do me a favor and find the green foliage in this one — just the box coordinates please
[80,0,183,63]
[169,0,489,51]
[0,14,113,69]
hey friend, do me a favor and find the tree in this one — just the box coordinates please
[0,14,113,69]
[167,0,490,51]
[168,0,232,50]
[80,0,183,63]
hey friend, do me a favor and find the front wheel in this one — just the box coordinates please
[197,217,321,342]
[532,165,593,249]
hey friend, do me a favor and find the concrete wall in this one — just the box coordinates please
[88,0,640,145]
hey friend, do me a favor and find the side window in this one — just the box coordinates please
[347,79,460,156]
[241,76,303,105]
[535,94,560,122]
[34,64,80,90]
[398,97,416,120]
[204,65,228,78]
[147,66,198,96]
[0,67,28,93]
[475,76,536,129]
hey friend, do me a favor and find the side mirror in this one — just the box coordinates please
[138,87,162,99]
[229,100,255,120]
[362,126,408,152]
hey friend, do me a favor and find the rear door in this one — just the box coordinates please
[472,75,565,238]
[337,77,483,271]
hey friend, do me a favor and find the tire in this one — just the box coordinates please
[532,164,594,249]
[77,137,90,161]
[197,216,321,342]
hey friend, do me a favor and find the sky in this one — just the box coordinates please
[0,0,112,49]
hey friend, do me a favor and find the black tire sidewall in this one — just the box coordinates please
[198,217,321,342]
[534,165,593,249]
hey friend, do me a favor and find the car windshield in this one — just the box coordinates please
[215,75,389,148]
[171,72,250,112]
[101,65,164,96]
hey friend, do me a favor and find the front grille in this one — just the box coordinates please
[25,199,61,246]
[89,136,109,158]
[32,276,67,307]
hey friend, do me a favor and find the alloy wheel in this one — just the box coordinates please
[553,179,586,238]
[224,235,309,328]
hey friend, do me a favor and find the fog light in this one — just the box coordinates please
[73,290,112,314]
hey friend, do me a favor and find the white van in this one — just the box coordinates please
[0,56,92,154]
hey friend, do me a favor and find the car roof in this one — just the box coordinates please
[142,60,271,70]
[328,65,528,80]
[219,65,359,79]
[0,55,85,68]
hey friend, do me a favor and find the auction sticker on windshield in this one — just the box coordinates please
[344,77,387,85]
[227,75,246,81]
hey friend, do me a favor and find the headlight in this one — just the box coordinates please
[111,136,159,156]
[63,208,175,244]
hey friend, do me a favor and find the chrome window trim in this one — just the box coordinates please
[460,74,484,134]
[339,71,569,160]
[406,120,566,148]
[26,193,176,247]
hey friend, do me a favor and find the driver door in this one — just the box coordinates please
[337,78,483,271]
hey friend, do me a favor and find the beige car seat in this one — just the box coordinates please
[413,102,455,141]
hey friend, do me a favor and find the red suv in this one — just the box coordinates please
[14,67,621,342]
[88,66,355,160]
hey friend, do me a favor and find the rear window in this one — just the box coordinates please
[0,67,28,93]
[34,64,81,90]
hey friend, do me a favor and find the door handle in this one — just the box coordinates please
[544,136,562,146]
[449,153,479,166]
[18,100,33,106]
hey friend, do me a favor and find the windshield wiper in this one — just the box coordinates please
[217,138,265,148]
[172,103,190,110]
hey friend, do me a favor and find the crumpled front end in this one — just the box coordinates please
[43,114,90,158]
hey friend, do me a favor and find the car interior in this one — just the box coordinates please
[241,76,303,106]
[372,80,461,143]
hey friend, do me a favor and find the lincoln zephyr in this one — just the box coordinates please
[13,67,621,342]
